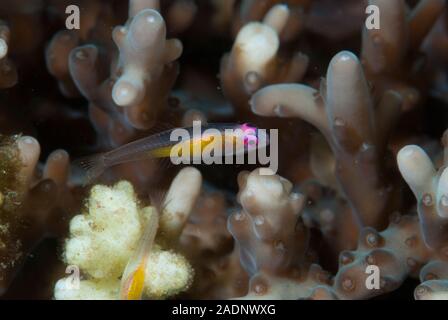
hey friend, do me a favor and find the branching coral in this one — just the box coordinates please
[305,0,366,41]
[228,130,448,301]
[129,0,197,36]
[178,191,248,299]
[46,30,81,98]
[423,6,448,102]
[415,260,448,300]
[45,1,105,98]
[47,1,185,149]
[232,0,310,42]
[397,136,448,251]
[251,51,402,230]
[225,169,439,300]
[361,0,444,111]
[331,213,431,300]
[219,2,312,179]
[54,167,201,300]
[228,169,319,299]
[397,131,448,299]
[46,2,189,192]
[300,180,358,268]
[180,191,233,260]
[0,20,17,89]
[0,135,75,294]
[111,8,183,130]
[1,0,448,301]
[229,169,308,276]
[221,4,308,115]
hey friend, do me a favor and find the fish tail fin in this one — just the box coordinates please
[72,153,107,185]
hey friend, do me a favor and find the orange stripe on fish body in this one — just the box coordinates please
[150,135,220,158]
[121,266,146,300]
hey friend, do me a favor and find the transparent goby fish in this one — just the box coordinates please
[74,122,268,184]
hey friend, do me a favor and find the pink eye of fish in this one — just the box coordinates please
[244,135,258,147]
[241,124,258,147]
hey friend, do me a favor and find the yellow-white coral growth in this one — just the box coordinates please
[54,180,193,300]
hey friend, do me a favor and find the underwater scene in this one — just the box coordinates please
[0,0,447,301]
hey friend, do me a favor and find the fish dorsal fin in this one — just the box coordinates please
[145,122,177,136]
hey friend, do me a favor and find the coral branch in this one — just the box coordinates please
[251,51,402,229]
[361,0,444,110]
[0,20,17,88]
[129,0,160,17]
[221,4,308,114]
[228,169,317,299]
[416,260,448,299]
[0,135,74,294]
[229,169,307,276]
[112,9,182,129]
[409,0,446,50]
[46,31,80,97]
[397,135,448,250]
[160,167,202,243]
[333,214,431,299]
[233,0,309,42]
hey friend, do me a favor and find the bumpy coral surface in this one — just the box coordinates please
[55,179,194,300]
[0,0,447,301]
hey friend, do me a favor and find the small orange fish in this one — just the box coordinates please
[75,123,266,183]
[119,208,159,300]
